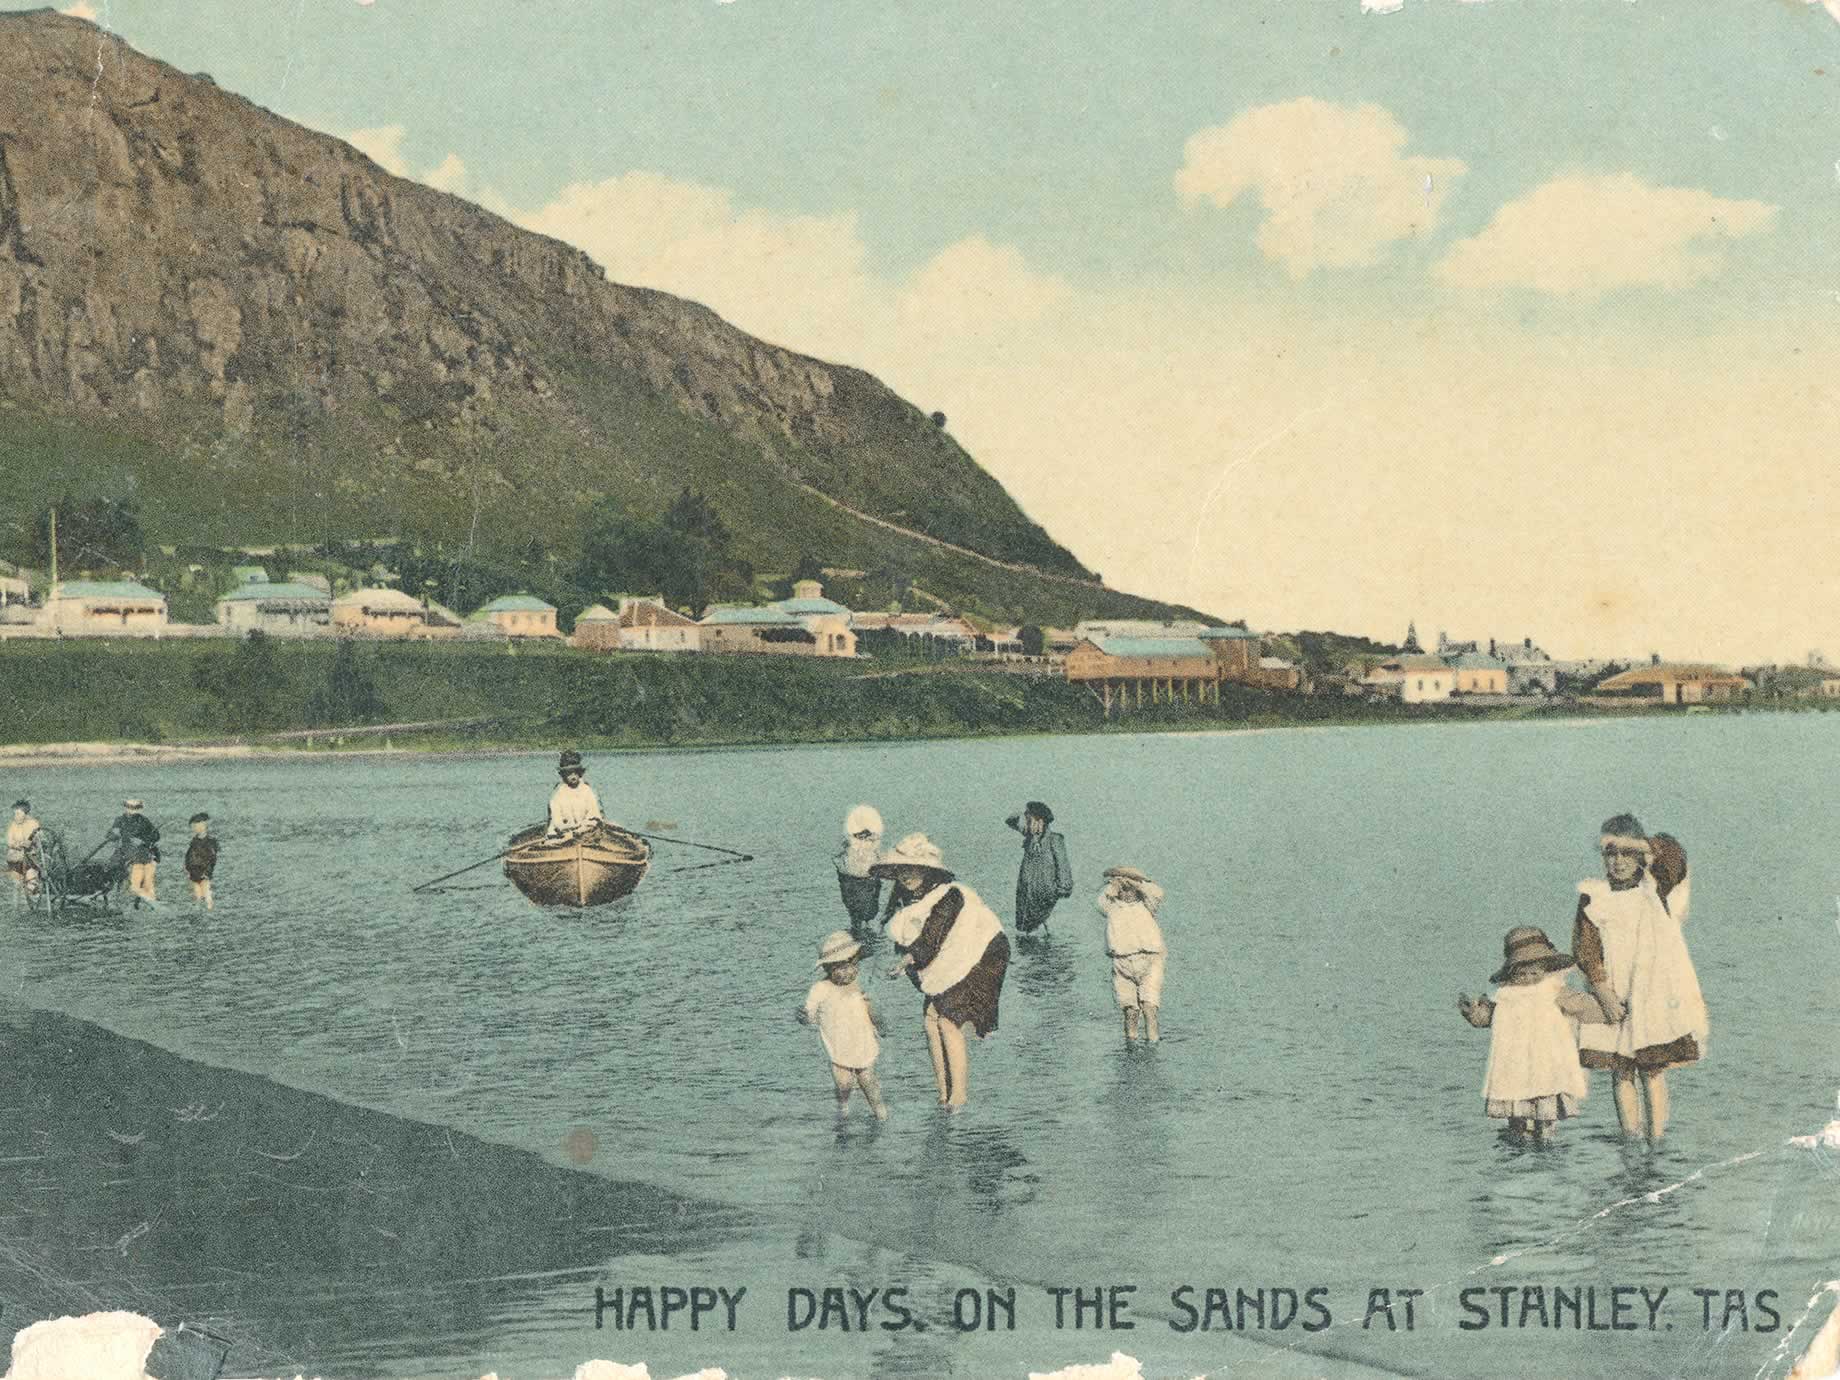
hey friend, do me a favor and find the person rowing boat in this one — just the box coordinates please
[546,749,604,839]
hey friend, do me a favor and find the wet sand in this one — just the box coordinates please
[0,1001,750,1378]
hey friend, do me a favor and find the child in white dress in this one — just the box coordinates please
[1458,926,1616,1141]
[797,931,888,1119]
[1099,866,1167,1044]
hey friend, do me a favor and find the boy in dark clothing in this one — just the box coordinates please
[184,812,219,911]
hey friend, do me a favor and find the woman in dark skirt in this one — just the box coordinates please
[875,833,1010,1109]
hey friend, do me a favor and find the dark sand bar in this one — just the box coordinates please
[0,1002,751,1378]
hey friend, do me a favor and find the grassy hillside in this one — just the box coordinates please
[0,638,1490,751]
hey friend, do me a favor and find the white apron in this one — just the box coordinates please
[1483,974,1588,1103]
[889,884,1004,996]
[1576,875,1709,1061]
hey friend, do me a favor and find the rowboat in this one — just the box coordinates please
[502,821,651,908]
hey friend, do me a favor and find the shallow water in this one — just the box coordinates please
[5,714,1839,1377]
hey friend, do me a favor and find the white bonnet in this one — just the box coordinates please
[844,804,884,837]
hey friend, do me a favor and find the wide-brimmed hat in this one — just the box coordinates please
[1490,926,1576,984]
[844,803,883,838]
[557,749,586,777]
[816,931,864,967]
[1024,800,1054,824]
[869,832,954,883]
[1103,865,1151,885]
[123,799,144,811]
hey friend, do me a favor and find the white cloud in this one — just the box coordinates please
[59,0,99,17]
[1434,172,1778,296]
[1360,0,1404,11]
[424,151,469,193]
[897,235,1072,340]
[1174,99,1465,276]
[1809,0,1840,24]
[345,123,410,177]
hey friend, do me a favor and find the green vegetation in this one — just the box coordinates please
[0,638,1580,752]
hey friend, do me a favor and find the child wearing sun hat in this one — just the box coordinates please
[1458,926,1618,1141]
[796,931,888,1119]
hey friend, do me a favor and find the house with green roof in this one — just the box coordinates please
[45,579,168,637]
[215,579,332,635]
[474,593,560,639]
[1064,634,1223,715]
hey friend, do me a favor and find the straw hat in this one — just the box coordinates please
[1103,865,1151,884]
[123,799,144,811]
[557,749,586,778]
[1490,926,1576,984]
[869,832,954,883]
[816,931,864,968]
[844,804,883,838]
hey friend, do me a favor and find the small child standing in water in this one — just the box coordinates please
[1099,866,1167,1043]
[184,812,219,911]
[797,931,888,1119]
[1458,926,1617,1141]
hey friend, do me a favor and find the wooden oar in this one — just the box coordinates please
[626,830,754,863]
[409,822,543,893]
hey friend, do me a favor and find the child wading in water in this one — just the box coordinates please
[833,805,885,931]
[184,813,219,911]
[1459,927,1616,1141]
[797,931,889,1120]
[1099,866,1167,1043]
[1006,801,1073,936]
[1572,815,1707,1142]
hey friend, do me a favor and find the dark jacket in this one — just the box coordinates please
[110,812,161,865]
[185,834,220,882]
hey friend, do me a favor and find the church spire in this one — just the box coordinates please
[1402,620,1423,654]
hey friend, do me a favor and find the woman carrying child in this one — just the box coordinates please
[875,834,1010,1109]
[1459,927,1616,1141]
[1570,813,1707,1142]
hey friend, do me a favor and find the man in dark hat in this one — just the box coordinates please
[1005,800,1073,935]
[546,749,604,839]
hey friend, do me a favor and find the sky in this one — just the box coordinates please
[20,0,1840,664]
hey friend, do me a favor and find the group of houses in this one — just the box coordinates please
[6,564,1831,710]
[0,571,888,659]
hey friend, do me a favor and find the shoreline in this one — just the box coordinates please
[0,703,1772,768]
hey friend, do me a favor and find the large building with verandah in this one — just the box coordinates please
[1064,636,1222,716]
[215,577,333,635]
[43,579,168,637]
[331,586,431,638]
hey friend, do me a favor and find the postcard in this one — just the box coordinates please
[0,1,1837,1378]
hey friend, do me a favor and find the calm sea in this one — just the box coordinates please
[6,714,1838,1379]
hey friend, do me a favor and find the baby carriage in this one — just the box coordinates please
[26,827,124,916]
